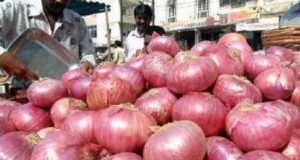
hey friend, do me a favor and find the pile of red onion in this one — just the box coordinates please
[1,33,300,159]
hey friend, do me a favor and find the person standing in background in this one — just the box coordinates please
[113,40,125,64]
[124,3,152,61]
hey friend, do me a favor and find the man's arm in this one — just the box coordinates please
[0,0,38,80]
[77,17,96,73]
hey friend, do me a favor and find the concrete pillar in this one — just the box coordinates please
[195,29,200,43]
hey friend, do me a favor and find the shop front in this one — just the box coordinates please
[163,16,219,50]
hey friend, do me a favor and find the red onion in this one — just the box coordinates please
[31,131,101,160]
[92,62,116,81]
[50,97,87,128]
[213,75,262,108]
[226,102,294,152]
[291,62,300,80]
[202,44,244,76]
[125,53,146,73]
[172,92,229,136]
[254,50,266,55]
[0,132,41,160]
[147,35,180,57]
[0,118,15,136]
[244,54,282,80]
[254,67,296,100]
[87,76,136,111]
[102,152,143,160]
[11,103,52,132]
[291,81,300,107]
[94,104,156,153]
[190,40,216,56]
[110,66,145,98]
[27,78,68,108]
[223,41,253,63]
[206,136,243,160]
[37,127,60,139]
[266,46,294,65]
[61,68,87,88]
[218,33,247,45]
[134,87,177,125]
[0,100,21,121]
[166,53,219,94]
[239,150,288,160]
[294,52,300,63]
[143,121,206,160]
[274,100,300,129]
[61,111,98,143]
[69,76,91,101]
[282,133,300,159]
[141,51,173,87]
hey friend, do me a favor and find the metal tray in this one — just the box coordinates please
[7,28,79,79]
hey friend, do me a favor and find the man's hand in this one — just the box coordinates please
[80,61,94,74]
[0,52,38,81]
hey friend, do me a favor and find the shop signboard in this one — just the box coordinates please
[236,17,279,31]
[164,17,218,32]
[228,9,258,24]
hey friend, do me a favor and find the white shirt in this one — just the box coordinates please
[0,0,96,66]
[124,28,144,61]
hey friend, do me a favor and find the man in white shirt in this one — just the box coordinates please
[0,0,96,81]
[124,4,152,61]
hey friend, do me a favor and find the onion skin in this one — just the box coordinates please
[91,62,116,81]
[141,51,173,87]
[147,35,180,57]
[134,87,177,125]
[254,50,266,55]
[143,121,206,160]
[172,92,229,136]
[239,150,288,160]
[206,136,243,160]
[223,40,253,63]
[31,131,101,160]
[191,40,216,56]
[218,33,247,45]
[213,75,262,108]
[244,54,281,80]
[102,152,143,160]
[50,97,88,128]
[27,78,68,108]
[202,44,244,76]
[266,46,294,65]
[125,54,146,73]
[0,100,21,122]
[37,127,60,139]
[291,81,300,107]
[11,103,52,132]
[69,76,91,101]
[166,53,219,94]
[94,104,157,153]
[0,118,15,136]
[61,111,98,143]
[87,76,136,111]
[0,132,41,160]
[226,101,294,152]
[274,100,300,129]
[110,65,145,98]
[61,68,87,89]
[254,67,296,100]
[282,133,300,159]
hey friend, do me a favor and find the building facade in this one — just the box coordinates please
[83,0,140,47]
[155,0,298,50]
